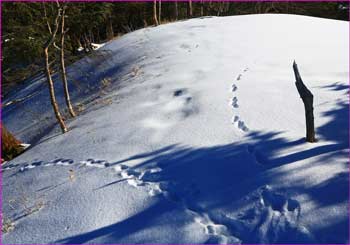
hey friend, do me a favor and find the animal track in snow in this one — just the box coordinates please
[117,164,241,243]
[115,166,145,187]
[231,84,237,92]
[20,158,74,172]
[231,97,239,108]
[180,43,192,52]
[252,186,312,243]
[238,121,249,132]
[225,185,314,243]
[142,88,198,137]
[246,144,268,165]
[4,158,110,173]
[53,158,74,166]
[112,160,246,243]
[78,159,109,168]
[113,164,128,172]
[205,234,241,244]
[230,67,250,133]
[173,88,186,97]
[260,186,300,213]
[115,165,167,195]
[232,115,240,123]
[194,213,241,244]
[231,115,249,132]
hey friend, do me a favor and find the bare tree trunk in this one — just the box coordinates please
[43,5,68,133]
[217,2,225,16]
[1,123,24,161]
[97,28,101,43]
[106,13,114,40]
[68,34,78,55]
[188,0,193,18]
[200,0,204,16]
[209,1,213,15]
[175,1,178,20]
[158,0,161,24]
[143,6,148,27]
[89,29,94,43]
[77,36,82,49]
[83,33,93,52]
[82,36,88,53]
[153,0,158,26]
[293,61,315,143]
[44,47,67,133]
[60,5,76,118]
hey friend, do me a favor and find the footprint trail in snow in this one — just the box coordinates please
[114,163,314,243]
[230,67,249,132]
[3,158,110,173]
[114,164,242,243]
[244,185,314,243]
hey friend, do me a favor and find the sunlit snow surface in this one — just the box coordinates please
[2,14,349,244]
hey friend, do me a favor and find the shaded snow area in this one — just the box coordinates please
[2,14,349,244]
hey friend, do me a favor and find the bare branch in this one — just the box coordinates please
[44,6,62,49]
[53,42,61,50]
[43,3,52,35]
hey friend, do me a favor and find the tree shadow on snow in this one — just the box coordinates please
[57,100,348,244]
[320,82,349,94]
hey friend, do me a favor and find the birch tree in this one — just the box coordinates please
[188,0,193,18]
[153,0,158,26]
[60,4,76,117]
[158,0,162,24]
[43,3,68,133]
[174,1,178,20]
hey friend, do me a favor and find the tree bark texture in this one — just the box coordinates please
[158,0,161,24]
[188,0,193,18]
[200,0,204,16]
[106,13,114,40]
[44,6,68,133]
[175,1,178,20]
[293,61,316,142]
[153,0,158,26]
[60,6,76,118]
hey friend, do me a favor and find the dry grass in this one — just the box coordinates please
[69,169,75,181]
[131,66,141,77]
[2,218,15,233]
[101,77,111,88]
[27,201,45,215]
[76,103,85,113]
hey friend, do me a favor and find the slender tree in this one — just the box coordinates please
[153,0,158,25]
[158,0,162,24]
[201,0,204,16]
[174,1,178,20]
[43,3,68,133]
[60,4,76,117]
[188,0,193,18]
[106,12,114,40]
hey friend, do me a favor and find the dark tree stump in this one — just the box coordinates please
[293,61,316,143]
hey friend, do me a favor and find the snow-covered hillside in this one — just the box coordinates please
[2,14,349,244]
